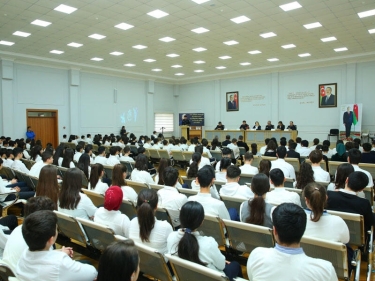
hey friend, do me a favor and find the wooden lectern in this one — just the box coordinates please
[180,125,190,139]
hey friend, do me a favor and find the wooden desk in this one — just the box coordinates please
[205,130,245,142]
[244,130,297,144]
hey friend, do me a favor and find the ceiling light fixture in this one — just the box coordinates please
[230,16,250,24]
[50,50,64,54]
[152,69,162,71]
[192,47,207,52]
[240,62,251,66]
[171,65,182,68]
[358,9,375,18]
[279,1,302,11]
[88,34,106,40]
[267,58,279,62]
[13,31,31,37]
[321,36,337,42]
[124,64,135,67]
[159,37,175,42]
[110,51,124,56]
[298,53,311,57]
[0,40,15,46]
[175,73,185,76]
[115,23,134,30]
[194,70,204,73]
[282,44,296,49]
[147,9,169,18]
[166,53,179,57]
[368,28,375,34]
[191,27,209,34]
[223,40,239,45]
[144,59,156,62]
[260,32,276,38]
[31,19,51,27]
[334,47,348,52]
[133,45,147,49]
[219,56,231,59]
[67,42,83,47]
[194,60,205,64]
[216,66,226,69]
[91,57,103,61]
[248,50,261,54]
[303,22,322,29]
[54,4,77,14]
[192,0,210,4]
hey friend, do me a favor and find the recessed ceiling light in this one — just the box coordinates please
[194,60,205,64]
[31,19,51,27]
[219,56,231,59]
[88,34,106,40]
[279,1,302,11]
[334,47,348,52]
[133,45,147,49]
[240,62,251,66]
[230,16,250,24]
[110,51,124,56]
[147,9,169,19]
[298,53,311,57]
[358,9,375,18]
[223,40,239,45]
[216,66,226,69]
[171,65,182,68]
[166,53,179,57]
[282,44,296,49]
[321,36,337,42]
[13,31,31,37]
[0,40,14,46]
[303,22,322,29]
[368,28,375,34]
[194,70,204,73]
[192,0,210,4]
[191,27,210,34]
[144,59,156,62]
[175,73,185,76]
[50,50,64,54]
[67,42,83,47]
[54,4,77,14]
[91,57,103,61]
[124,63,135,67]
[267,58,279,62]
[159,37,175,42]
[115,23,134,30]
[260,32,277,38]
[193,47,207,52]
[248,50,261,54]
[152,69,162,72]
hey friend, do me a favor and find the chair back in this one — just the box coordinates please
[200,215,226,247]
[300,236,348,279]
[171,151,185,162]
[220,195,245,214]
[177,188,198,198]
[223,219,274,253]
[315,181,330,188]
[252,155,261,168]
[285,157,300,172]
[120,161,134,174]
[238,173,255,185]
[12,170,27,183]
[82,189,105,206]
[0,193,20,217]
[210,150,222,161]
[261,156,277,161]
[155,207,173,227]
[128,145,138,155]
[358,163,375,179]
[330,129,339,135]
[0,263,15,280]
[0,167,14,179]
[213,180,226,193]
[148,149,160,160]
[125,180,149,194]
[103,165,114,180]
[54,211,87,245]
[328,161,345,177]
[182,151,194,162]
[119,199,137,218]
[166,254,229,281]
[57,166,68,178]
[21,159,34,170]
[284,177,295,188]
[363,186,374,206]
[181,176,194,189]
[92,144,98,153]
[239,147,246,157]
[135,243,174,281]
[158,150,170,159]
[29,175,39,189]
[149,183,164,192]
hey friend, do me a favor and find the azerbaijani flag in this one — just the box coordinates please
[353,104,359,125]
[234,93,238,105]
[320,86,326,104]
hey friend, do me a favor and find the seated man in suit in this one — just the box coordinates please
[237,135,249,152]
[247,203,337,281]
[214,121,225,130]
[361,143,375,164]
[239,120,249,130]
[222,135,231,147]
[265,121,274,130]
[287,121,297,130]
[227,95,237,110]
[286,142,300,162]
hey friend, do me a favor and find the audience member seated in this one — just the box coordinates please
[309,138,320,151]
[294,162,315,190]
[296,140,311,157]
[348,148,374,188]
[266,169,301,206]
[94,186,130,237]
[210,138,221,151]
[239,120,249,131]
[276,121,285,130]
[240,173,274,228]
[73,144,83,163]
[286,142,300,162]
[330,143,347,162]
[303,183,349,243]
[220,166,253,199]
[11,147,30,174]
[287,121,297,131]
[252,121,261,130]
[270,146,296,180]
[264,140,277,157]
[97,240,139,281]
[309,150,330,182]
[157,167,187,228]
[240,152,259,175]
[30,145,42,162]
[29,151,53,178]
[167,201,243,281]
[216,158,231,182]
[227,138,240,160]
[131,154,154,184]
[35,165,60,208]
[215,148,232,171]
[361,143,375,164]
[60,148,75,168]
[247,203,337,281]
[128,189,173,255]
[16,210,97,281]
[88,163,109,194]
[106,146,121,166]
[265,121,274,130]
[237,135,249,152]
[58,168,97,220]
[112,164,137,203]
[259,138,270,155]
[77,153,91,179]
[222,135,231,147]
[259,159,271,177]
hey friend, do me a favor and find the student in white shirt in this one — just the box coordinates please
[131,154,154,184]
[16,210,97,281]
[119,146,135,163]
[227,138,240,159]
[3,149,14,168]
[29,151,53,178]
[180,138,189,151]
[188,138,198,152]
[216,158,231,182]
[35,165,60,208]
[240,152,259,175]
[309,138,320,151]
[266,168,301,206]
[11,147,30,174]
[220,165,253,199]
[309,150,330,182]
[296,140,311,157]
[348,148,374,188]
[77,153,91,179]
[128,189,173,255]
[259,138,270,155]
[215,148,233,171]
[94,186,130,237]
[171,139,183,151]
[88,164,109,194]
[93,146,108,165]
[106,146,121,166]
[112,164,138,203]
[327,163,354,191]
[58,168,97,220]
[60,148,75,168]
[73,144,83,163]
[143,137,152,149]
[157,167,187,227]
[190,146,211,169]
[270,146,296,180]
[201,139,213,159]
[167,201,243,280]
[86,134,93,145]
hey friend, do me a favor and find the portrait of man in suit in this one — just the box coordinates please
[226,91,239,111]
[319,83,337,108]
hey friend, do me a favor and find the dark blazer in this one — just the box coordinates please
[228,101,237,110]
[277,125,285,130]
[286,149,300,162]
[287,125,297,130]
[239,124,249,130]
[253,126,261,130]
[361,152,375,164]
[264,151,276,157]
[265,125,274,130]
[343,111,353,125]
[237,141,249,152]
[222,140,231,147]
[331,153,347,162]
[322,95,335,106]
[215,125,225,130]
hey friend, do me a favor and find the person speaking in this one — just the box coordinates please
[181,114,191,139]
[343,107,353,139]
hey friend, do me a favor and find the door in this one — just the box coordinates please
[26,110,59,148]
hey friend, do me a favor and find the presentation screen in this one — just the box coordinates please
[179,113,205,126]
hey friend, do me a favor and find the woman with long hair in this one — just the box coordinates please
[112,164,137,202]
[264,140,277,157]
[53,145,65,166]
[327,163,354,191]
[303,182,349,243]
[97,240,139,281]
[131,154,154,184]
[30,145,43,162]
[89,163,109,194]
[240,173,273,228]
[77,153,91,179]
[258,159,271,177]
[36,165,60,209]
[215,158,231,182]
[155,158,169,185]
[58,168,97,219]
[211,139,221,151]
[167,201,242,281]
[295,162,315,190]
[128,189,173,254]
[61,148,75,168]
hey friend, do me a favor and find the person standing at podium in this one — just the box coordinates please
[181,114,191,139]
[215,122,225,130]
[265,121,274,130]
[239,120,249,130]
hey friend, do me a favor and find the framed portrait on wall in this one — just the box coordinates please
[226,91,239,111]
[319,83,337,108]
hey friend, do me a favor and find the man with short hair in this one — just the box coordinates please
[327,171,375,232]
[296,140,311,157]
[270,147,296,180]
[227,138,240,159]
[214,122,225,130]
[222,135,231,147]
[237,135,249,152]
[361,143,375,164]
[239,120,249,130]
[240,152,258,175]
[220,166,254,199]
[29,151,53,178]
[119,146,135,163]
[347,148,374,187]
[265,121,274,130]
[86,134,93,145]
[106,146,120,166]
[286,142,300,162]
[309,138,320,151]
[73,144,83,162]
[16,210,97,281]
[188,138,198,152]
[247,203,337,281]
[157,167,187,228]
[93,146,107,165]
[266,169,301,206]
[188,165,230,220]
[309,150,330,182]
[11,147,30,174]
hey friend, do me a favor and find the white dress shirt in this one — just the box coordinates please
[121,185,138,203]
[296,147,311,157]
[312,166,330,182]
[270,158,296,180]
[240,164,259,175]
[131,169,154,184]
[119,155,135,163]
[93,155,107,165]
[29,161,47,178]
[73,152,82,163]
[266,188,301,206]
[2,226,26,273]
[157,186,187,227]
[11,159,29,174]
[219,182,254,199]
[106,155,120,166]
[188,193,230,220]
[94,208,130,237]
[190,157,210,170]
[58,194,97,219]
[88,181,109,194]
[227,143,240,159]
[352,165,374,187]
[259,145,267,155]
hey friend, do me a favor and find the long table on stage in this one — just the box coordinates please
[205,130,298,144]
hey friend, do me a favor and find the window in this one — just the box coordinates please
[154,113,174,133]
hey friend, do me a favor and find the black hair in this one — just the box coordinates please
[163,166,179,187]
[13,147,23,158]
[135,154,149,171]
[77,153,90,179]
[289,142,297,150]
[276,146,286,158]
[62,148,74,168]
[301,140,309,147]
[269,168,285,186]
[347,171,368,191]
[363,143,372,152]
[348,148,361,164]
[309,150,323,164]
[197,165,215,188]
[247,173,270,225]
[302,183,326,222]
[24,196,55,217]
[42,151,52,162]
[220,158,232,171]
[137,189,158,242]
[187,153,201,178]
[244,152,254,162]
[295,163,314,190]
[221,147,232,156]
[90,163,104,189]
[226,165,241,179]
